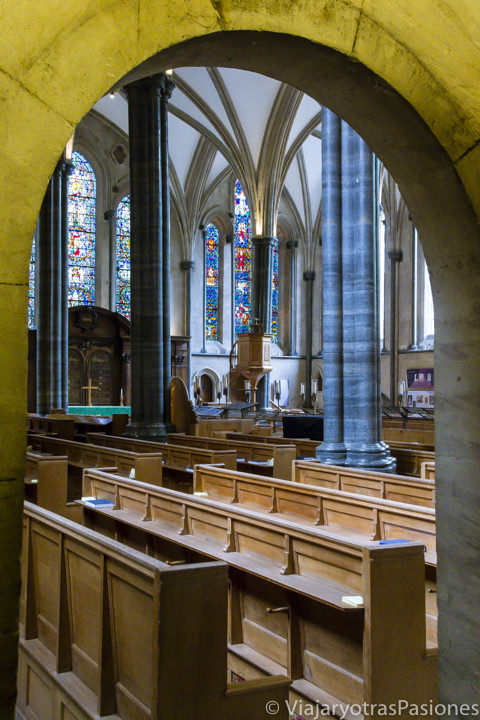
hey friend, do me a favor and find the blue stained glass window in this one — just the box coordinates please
[28,235,36,328]
[116,195,131,320]
[68,151,96,306]
[271,238,279,342]
[205,223,219,340]
[234,180,252,335]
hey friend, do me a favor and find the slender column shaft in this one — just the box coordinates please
[286,240,298,355]
[181,260,195,396]
[160,75,175,428]
[303,271,315,408]
[252,236,275,408]
[37,159,69,415]
[388,249,403,406]
[341,121,358,448]
[60,161,72,411]
[316,108,346,463]
[347,137,395,469]
[125,74,168,438]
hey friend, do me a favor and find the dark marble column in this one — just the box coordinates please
[37,158,69,415]
[341,120,359,450]
[252,236,276,408]
[316,109,346,464]
[388,249,403,406]
[180,259,195,396]
[286,240,298,356]
[60,161,73,411]
[125,74,170,438]
[303,271,315,408]
[347,136,395,470]
[160,74,175,430]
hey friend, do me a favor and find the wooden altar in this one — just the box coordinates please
[27,306,190,410]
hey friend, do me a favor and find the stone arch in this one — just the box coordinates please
[1,10,480,707]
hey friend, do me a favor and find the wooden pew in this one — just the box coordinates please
[221,431,436,477]
[27,414,75,440]
[18,502,289,720]
[168,432,296,480]
[24,451,84,523]
[421,462,436,481]
[193,464,436,563]
[87,432,237,471]
[80,468,438,709]
[27,433,163,487]
[193,418,255,436]
[293,460,435,508]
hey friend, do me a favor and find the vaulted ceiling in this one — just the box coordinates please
[93,67,323,264]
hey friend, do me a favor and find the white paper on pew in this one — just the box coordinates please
[129,468,135,479]
[342,595,364,608]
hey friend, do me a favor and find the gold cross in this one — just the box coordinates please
[82,378,99,406]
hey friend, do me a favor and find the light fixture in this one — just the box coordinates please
[109,91,115,99]
[165,68,173,76]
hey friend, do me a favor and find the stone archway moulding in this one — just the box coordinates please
[1,5,480,710]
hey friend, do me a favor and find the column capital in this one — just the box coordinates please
[303,270,315,281]
[286,240,299,250]
[124,72,175,98]
[387,249,403,262]
[252,235,276,249]
[180,260,195,271]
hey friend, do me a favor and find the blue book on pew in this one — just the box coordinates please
[379,539,411,545]
[83,498,115,509]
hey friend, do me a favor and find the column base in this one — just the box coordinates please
[124,421,171,442]
[344,442,397,472]
[315,442,347,465]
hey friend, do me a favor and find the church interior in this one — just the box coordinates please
[1,2,480,719]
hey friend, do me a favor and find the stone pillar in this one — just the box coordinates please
[60,161,72,411]
[160,73,175,430]
[316,109,346,464]
[37,158,69,415]
[252,236,275,408]
[388,249,403,406]
[125,74,170,438]
[346,136,395,470]
[286,239,298,356]
[180,259,195,396]
[341,120,359,449]
[303,271,315,408]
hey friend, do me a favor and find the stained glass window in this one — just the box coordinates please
[205,223,219,340]
[68,151,96,306]
[116,195,131,320]
[271,238,279,342]
[234,180,252,335]
[28,235,36,328]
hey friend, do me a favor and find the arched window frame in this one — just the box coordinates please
[67,151,96,306]
[28,234,36,329]
[205,222,220,341]
[115,194,131,320]
[233,179,252,335]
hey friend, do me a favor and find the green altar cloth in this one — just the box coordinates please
[68,406,131,416]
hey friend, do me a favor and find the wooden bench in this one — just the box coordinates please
[87,432,237,472]
[18,502,290,720]
[24,451,84,523]
[193,464,436,563]
[27,414,75,440]
[293,460,435,507]
[167,433,296,480]
[80,468,438,710]
[421,462,436,481]
[27,433,164,487]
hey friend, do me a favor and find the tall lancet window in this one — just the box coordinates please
[68,151,96,305]
[28,235,36,328]
[271,238,279,342]
[205,223,219,340]
[234,179,252,335]
[116,195,131,320]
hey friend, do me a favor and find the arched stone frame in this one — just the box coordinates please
[277,214,299,356]
[191,367,222,401]
[3,19,480,708]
